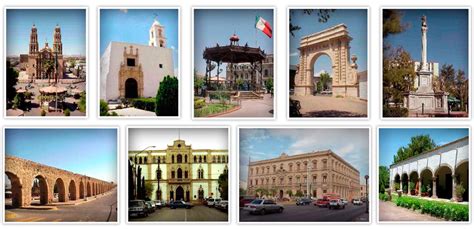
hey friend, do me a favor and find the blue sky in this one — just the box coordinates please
[384,9,468,75]
[7,9,86,56]
[239,128,369,183]
[100,8,179,72]
[289,9,368,75]
[194,9,274,76]
[379,128,469,167]
[5,129,118,183]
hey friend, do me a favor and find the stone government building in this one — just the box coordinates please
[247,150,361,200]
[129,139,228,202]
[390,136,469,201]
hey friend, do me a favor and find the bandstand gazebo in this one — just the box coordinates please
[202,34,266,91]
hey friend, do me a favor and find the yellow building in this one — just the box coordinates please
[129,139,228,202]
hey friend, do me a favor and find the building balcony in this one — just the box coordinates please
[167,178,191,184]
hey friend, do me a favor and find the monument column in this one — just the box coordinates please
[421,15,428,71]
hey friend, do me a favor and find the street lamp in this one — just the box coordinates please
[364,175,369,214]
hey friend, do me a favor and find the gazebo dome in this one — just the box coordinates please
[230,34,240,42]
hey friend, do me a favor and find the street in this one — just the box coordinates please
[240,203,368,222]
[5,188,118,222]
[130,205,228,222]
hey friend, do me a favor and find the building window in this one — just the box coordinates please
[204,156,207,162]
[177,154,182,163]
[127,58,136,67]
[171,155,175,163]
[272,178,276,184]
[159,64,163,68]
[171,171,175,179]
[289,177,292,184]
[194,156,196,162]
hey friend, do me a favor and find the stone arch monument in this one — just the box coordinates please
[294,24,360,97]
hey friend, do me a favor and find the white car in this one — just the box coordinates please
[340,198,348,205]
[353,198,362,205]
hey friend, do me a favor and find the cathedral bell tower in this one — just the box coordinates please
[53,24,63,55]
[149,18,167,48]
[29,24,39,54]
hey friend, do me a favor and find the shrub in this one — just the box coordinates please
[379,193,389,202]
[78,91,86,113]
[100,99,109,116]
[383,105,408,117]
[395,196,468,221]
[194,98,206,109]
[131,98,155,112]
[155,75,178,116]
[64,109,71,116]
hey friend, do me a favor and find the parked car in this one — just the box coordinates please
[129,200,148,217]
[353,198,362,205]
[340,198,348,205]
[314,198,330,207]
[243,199,284,215]
[328,199,345,209]
[145,201,156,213]
[296,198,312,206]
[155,200,166,209]
[240,196,255,208]
[169,200,193,209]
[216,200,229,211]
[207,198,221,207]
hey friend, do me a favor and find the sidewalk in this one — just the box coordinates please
[379,201,443,221]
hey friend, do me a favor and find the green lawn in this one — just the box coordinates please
[194,103,237,117]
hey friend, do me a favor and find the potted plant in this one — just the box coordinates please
[455,182,466,202]
[409,181,416,195]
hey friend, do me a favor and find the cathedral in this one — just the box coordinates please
[22,24,65,81]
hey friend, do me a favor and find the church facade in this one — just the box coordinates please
[129,139,228,202]
[21,24,65,81]
[100,19,174,101]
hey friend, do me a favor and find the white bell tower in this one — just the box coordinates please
[149,18,167,48]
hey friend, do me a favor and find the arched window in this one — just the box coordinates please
[144,157,148,164]
[185,155,188,163]
[203,156,207,162]
[212,156,216,163]
[194,156,196,163]
[199,156,202,163]
[139,157,142,164]
[177,168,183,179]
[184,170,188,179]
[172,155,175,163]
[177,154,182,163]
[171,171,175,179]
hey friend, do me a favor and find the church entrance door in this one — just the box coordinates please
[125,78,138,98]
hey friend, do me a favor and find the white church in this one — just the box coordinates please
[100,19,174,101]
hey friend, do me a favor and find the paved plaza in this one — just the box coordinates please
[216,94,273,117]
[378,201,442,222]
[291,95,367,117]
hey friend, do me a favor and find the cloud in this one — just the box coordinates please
[290,52,299,57]
[170,45,175,50]
[119,9,128,14]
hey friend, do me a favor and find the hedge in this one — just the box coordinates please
[131,98,155,112]
[395,196,468,221]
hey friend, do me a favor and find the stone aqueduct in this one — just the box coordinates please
[5,156,115,208]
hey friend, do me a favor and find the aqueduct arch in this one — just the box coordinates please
[5,156,115,208]
[294,24,360,97]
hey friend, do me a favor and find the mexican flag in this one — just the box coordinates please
[255,16,272,38]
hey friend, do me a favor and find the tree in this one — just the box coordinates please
[145,181,154,200]
[218,170,228,200]
[393,134,437,164]
[454,70,468,111]
[239,188,247,196]
[155,75,178,116]
[383,47,415,117]
[295,190,304,197]
[100,99,109,116]
[319,72,331,91]
[265,78,273,95]
[235,78,244,91]
[6,61,19,108]
[379,166,390,193]
[255,188,268,198]
[289,9,336,37]
[78,91,86,113]
[383,9,408,38]
[286,190,293,197]
[12,93,26,110]
[194,70,205,95]
[438,64,455,93]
